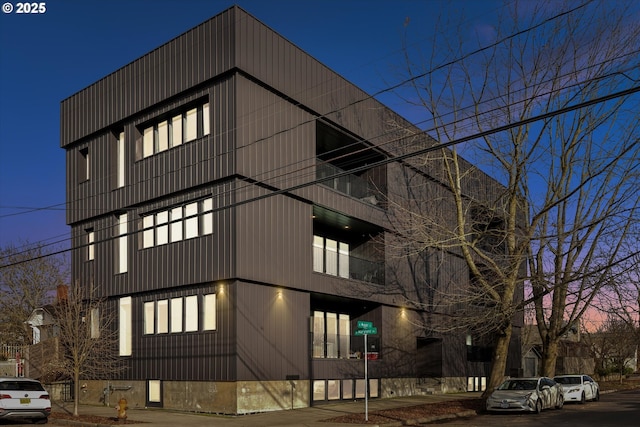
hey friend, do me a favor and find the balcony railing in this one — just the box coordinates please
[316,162,379,206]
[349,255,385,285]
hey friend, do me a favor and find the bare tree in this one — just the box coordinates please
[50,281,124,417]
[583,315,638,383]
[0,242,67,345]
[389,0,640,393]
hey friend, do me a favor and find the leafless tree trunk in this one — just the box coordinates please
[390,0,640,392]
[51,281,124,416]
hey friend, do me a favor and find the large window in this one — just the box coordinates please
[312,311,351,359]
[119,297,132,356]
[143,294,214,335]
[313,236,349,278]
[141,102,210,159]
[141,198,213,249]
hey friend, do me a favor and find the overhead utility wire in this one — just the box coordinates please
[2,83,638,269]
[3,59,637,261]
[0,1,591,223]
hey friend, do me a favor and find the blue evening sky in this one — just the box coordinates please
[0,0,502,249]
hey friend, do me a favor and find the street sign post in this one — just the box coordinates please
[355,321,377,421]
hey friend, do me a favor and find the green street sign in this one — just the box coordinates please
[357,320,373,329]
[354,327,377,336]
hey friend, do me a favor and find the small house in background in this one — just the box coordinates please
[23,285,68,381]
[522,323,594,377]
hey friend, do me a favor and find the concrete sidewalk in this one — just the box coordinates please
[50,392,481,427]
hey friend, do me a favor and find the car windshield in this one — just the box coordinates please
[498,380,538,391]
[554,377,581,385]
[0,381,45,391]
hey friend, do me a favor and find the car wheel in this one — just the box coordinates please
[594,391,600,402]
[580,392,586,404]
[555,395,564,409]
[535,400,543,414]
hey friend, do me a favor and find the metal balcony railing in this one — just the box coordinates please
[316,162,380,206]
[349,255,385,285]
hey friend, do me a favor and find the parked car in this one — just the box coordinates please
[553,374,600,404]
[0,377,51,423]
[486,377,564,414]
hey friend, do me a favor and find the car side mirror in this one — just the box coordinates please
[541,385,550,391]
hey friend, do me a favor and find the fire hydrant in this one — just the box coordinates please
[115,397,128,420]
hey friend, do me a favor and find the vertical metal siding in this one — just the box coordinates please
[60,7,236,147]
[235,283,309,380]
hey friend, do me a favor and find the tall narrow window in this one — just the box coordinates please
[313,236,324,273]
[184,202,198,239]
[202,103,210,136]
[202,198,213,235]
[185,296,198,332]
[116,213,128,274]
[87,229,95,261]
[312,311,325,358]
[338,242,349,278]
[170,298,183,333]
[171,114,182,147]
[170,207,183,242]
[78,148,89,182]
[116,131,125,188]
[185,107,197,142]
[339,314,350,358]
[157,300,168,334]
[144,302,155,335]
[325,239,338,275]
[90,308,100,339]
[156,211,169,246]
[119,297,132,356]
[142,216,154,249]
[157,120,168,152]
[326,312,338,358]
[203,294,216,331]
[143,127,154,158]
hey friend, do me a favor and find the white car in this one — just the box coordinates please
[553,374,600,404]
[0,377,51,423]
[486,377,564,413]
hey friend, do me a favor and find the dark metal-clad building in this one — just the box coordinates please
[61,6,522,414]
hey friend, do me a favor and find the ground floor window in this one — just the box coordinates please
[467,377,486,392]
[147,380,162,408]
[313,378,379,402]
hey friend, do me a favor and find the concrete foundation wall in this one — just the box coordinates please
[53,377,469,415]
[381,377,469,398]
[236,380,310,414]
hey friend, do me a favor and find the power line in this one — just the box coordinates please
[2,83,639,269]
[0,1,592,224]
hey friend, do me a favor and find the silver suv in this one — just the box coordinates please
[0,377,51,423]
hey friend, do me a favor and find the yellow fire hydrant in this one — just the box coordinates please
[115,397,128,420]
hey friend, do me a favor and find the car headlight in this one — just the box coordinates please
[522,393,532,402]
[568,387,580,393]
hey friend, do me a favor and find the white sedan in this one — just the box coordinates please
[553,374,600,404]
[486,377,564,413]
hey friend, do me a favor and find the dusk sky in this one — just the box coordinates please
[0,0,502,249]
